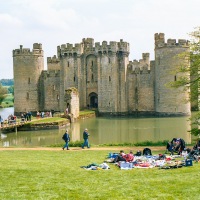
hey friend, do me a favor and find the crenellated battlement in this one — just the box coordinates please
[142,53,150,62]
[58,42,84,56]
[118,39,129,52]
[58,38,130,57]
[155,33,190,48]
[47,55,60,64]
[82,38,94,48]
[13,43,43,56]
[94,39,129,54]
[42,70,60,78]
[127,53,150,73]
[155,33,165,48]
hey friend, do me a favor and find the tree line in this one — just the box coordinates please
[0,79,14,105]
[0,79,14,86]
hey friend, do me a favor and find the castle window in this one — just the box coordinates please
[158,57,160,65]
[109,76,111,82]
[174,75,177,81]
[74,76,76,82]
[53,85,56,90]
[26,92,29,99]
[91,74,94,82]
[109,58,111,63]
[57,95,60,100]
[68,61,69,67]
[92,61,93,66]
[28,77,31,84]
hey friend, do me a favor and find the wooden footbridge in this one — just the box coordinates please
[0,120,26,132]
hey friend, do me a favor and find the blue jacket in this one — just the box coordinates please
[83,131,89,139]
[62,133,70,142]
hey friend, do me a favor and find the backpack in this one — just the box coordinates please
[62,133,66,140]
[143,148,152,156]
[135,150,142,156]
[62,133,70,141]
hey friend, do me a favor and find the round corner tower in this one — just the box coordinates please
[13,43,44,115]
[154,33,191,116]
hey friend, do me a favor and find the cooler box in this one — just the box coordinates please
[185,159,193,167]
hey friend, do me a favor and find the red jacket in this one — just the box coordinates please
[123,153,134,162]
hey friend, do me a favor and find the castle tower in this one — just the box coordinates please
[97,39,130,114]
[154,33,191,116]
[13,43,44,115]
[58,41,84,111]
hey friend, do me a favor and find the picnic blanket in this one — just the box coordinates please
[81,162,110,170]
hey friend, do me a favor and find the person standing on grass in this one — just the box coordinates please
[62,129,70,150]
[82,128,90,149]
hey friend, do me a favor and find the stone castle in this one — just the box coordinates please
[13,33,191,117]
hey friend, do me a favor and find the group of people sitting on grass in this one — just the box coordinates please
[109,148,152,163]
[166,137,200,160]
[113,150,134,163]
[166,138,186,155]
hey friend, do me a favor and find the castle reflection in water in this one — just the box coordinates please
[1,113,192,147]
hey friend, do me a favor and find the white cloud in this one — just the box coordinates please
[0,0,200,79]
[0,13,22,28]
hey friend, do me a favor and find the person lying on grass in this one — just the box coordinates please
[113,150,134,163]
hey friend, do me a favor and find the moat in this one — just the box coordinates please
[0,108,192,147]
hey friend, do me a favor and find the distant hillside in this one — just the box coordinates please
[0,79,14,86]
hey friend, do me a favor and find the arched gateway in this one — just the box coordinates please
[89,92,98,108]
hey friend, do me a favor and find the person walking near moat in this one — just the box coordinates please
[62,129,70,150]
[82,128,90,149]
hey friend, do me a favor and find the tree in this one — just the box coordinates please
[0,83,8,105]
[8,85,14,95]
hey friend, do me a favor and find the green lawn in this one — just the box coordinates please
[0,149,199,200]
[28,117,69,124]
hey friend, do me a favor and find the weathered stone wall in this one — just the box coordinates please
[127,54,155,114]
[40,70,60,111]
[98,53,115,113]
[58,42,83,111]
[97,40,129,114]
[65,88,79,119]
[85,54,98,105]
[47,55,60,71]
[13,44,44,115]
[137,68,154,112]
[154,33,191,116]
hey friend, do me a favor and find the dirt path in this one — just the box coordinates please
[0,146,166,151]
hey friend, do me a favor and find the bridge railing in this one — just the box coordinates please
[0,119,26,129]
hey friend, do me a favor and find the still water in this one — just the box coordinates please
[0,107,192,147]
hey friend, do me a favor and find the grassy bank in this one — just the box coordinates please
[0,149,199,200]
[0,93,14,108]
[48,140,174,148]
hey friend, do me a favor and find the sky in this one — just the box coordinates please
[0,0,200,79]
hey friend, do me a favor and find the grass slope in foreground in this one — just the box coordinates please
[0,150,199,200]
